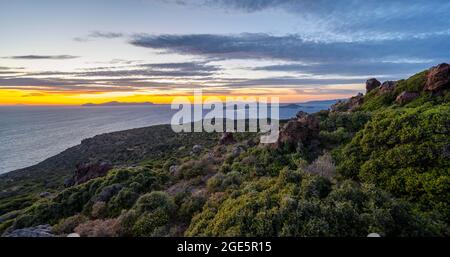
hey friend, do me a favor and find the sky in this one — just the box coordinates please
[0,0,449,105]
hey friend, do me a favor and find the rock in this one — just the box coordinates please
[295,110,308,119]
[39,191,51,198]
[3,224,54,237]
[380,81,397,92]
[366,78,381,93]
[219,132,236,145]
[70,161,113,186]
[277,111,320,147]
[367,233,381,237]
[169,165,179,174]
[67,233,80,237]
[96,184,123,202]
[231,146,244,158]
[425,63,450,92]
[330,93,364,112]
[395,91,420,105]
[192,145,203,154]
[64,177,75,188]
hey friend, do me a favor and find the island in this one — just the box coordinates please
[82,101,155,107]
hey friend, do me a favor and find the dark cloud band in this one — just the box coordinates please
[4,55,79,60]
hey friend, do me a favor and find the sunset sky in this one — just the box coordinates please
[1,0,449,105]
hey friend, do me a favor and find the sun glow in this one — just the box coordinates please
[0,88,357,105]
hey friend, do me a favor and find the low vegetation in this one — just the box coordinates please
[0,66,449,236]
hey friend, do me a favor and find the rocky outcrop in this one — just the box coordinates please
[330,93,364,112]
[425,63,450,92]
[277,111,320,147]
[366,78,381,93]
[191,145,203,154]
[380,81,397,92]
[395,91,420,105]
[39,191,51,198]
[219,132,236,145]
[66,161,113,187]
[3,224,54,237]
[169,165,179,174]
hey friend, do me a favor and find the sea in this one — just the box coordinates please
[0,101,336,174]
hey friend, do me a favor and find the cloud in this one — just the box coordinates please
[166,1,450,43]
[74,31,124,42]
[252,61,436,77]
[28,61,219,78]
[88,31,124,39]
[130,33,450,64]
[4,55,79,60]
[220,77,366,88]
[0,66,24,70]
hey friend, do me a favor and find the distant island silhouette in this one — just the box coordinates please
[82,101,155,107]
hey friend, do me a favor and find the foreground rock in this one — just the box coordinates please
[191,145,203,154]
[426,63,450,92]
[65,161,113,187]
[380,81,397,92]
[219,132,236,145]
[3,225,54,237]
[396,91,420,105]
[366,78,381,93]
[277,111,319,147]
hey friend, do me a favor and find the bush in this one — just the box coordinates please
[74,218,120,237]
[179,157,216,179]
[108,188,139,216]
[132,209,170,237]
[305,152,336,179]
[134,191,176,215]
[91,201,107,218]
[115,210,138,236]
[178,195,206,222]
[53,214,88,234]
[336,104,450,219]
[207,173,226,193]
[186,172,444,236]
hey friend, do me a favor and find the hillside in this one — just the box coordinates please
[0,63,449,237]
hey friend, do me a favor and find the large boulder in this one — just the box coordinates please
[380,81,397,92]
[395,91,420,105]
[277,111,319,147]
[3,225,54,237]
[366,78,381,93]
[425,63,450,92]
[68,161,113,186]
[219,132,236,145]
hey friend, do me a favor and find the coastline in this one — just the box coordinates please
[0,100,337,175]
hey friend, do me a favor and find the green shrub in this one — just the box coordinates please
[132,209,170,237]
[186,172,445,236]
[336,104,450,219]
[53,214,88,234]
[134,191,176,215]
[108,188,139,216]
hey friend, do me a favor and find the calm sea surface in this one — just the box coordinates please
[0,102,334,174]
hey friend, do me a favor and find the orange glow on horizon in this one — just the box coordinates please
[0,89,356,105]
